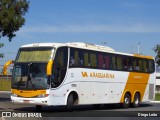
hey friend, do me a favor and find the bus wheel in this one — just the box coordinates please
[36,105,42,111]
[122,93,131,108]
[66,94,74,112]
[132,93,140,108]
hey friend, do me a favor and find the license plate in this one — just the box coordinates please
[23,100,30,103]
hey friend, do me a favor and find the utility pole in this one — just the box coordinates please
[138,42,140,54]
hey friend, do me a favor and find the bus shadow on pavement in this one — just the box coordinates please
[13,103,154,113]
[0,97,10,102]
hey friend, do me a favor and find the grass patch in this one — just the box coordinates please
[0,78,11,91]
[155,93,160,101]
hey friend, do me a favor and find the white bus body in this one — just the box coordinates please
[11,42,156,110]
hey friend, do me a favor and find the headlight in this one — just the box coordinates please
[11,94,17,97]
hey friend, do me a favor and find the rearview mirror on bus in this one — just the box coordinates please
[47,60,53,76]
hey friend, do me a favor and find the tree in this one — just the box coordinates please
[153,44,160,67]
[0,43,4,58]
[0,0,29,41]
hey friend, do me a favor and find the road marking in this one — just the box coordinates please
[149,101,160,103]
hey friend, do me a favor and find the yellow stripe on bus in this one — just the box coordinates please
[11,89,46,98]
[133,54,153,59]
[120,72,150,103]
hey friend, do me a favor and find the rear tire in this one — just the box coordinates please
[132,93,140,108]
[66,94,74,112]
[122,93,131,108]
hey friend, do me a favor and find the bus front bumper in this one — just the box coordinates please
[11,96,49,106]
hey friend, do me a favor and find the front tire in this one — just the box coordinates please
[66,94,74,112]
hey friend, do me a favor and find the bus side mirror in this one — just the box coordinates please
[47,60,53,76]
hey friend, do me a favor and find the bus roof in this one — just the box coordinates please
[20,42,154,59]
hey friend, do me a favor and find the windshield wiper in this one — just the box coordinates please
[28,74,36,90]
[26,63,36,90]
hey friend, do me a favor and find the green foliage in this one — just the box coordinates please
[0,43,4,58]
[155,93,160,101]
[0,0,29,41]
[0,43,4,47]
[0,79,11,91]
[0,53,4,58]
[154,45,160,66]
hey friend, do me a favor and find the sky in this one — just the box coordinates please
[0,0,160,64]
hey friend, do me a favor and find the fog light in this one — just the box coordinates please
[37,94,49,98]
[37,94,45,98]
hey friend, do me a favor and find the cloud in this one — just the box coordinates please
[18,23,160,34]
[120,2,151,8]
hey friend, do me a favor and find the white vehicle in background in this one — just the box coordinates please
[11,42,156,111]
[156,71,160,93]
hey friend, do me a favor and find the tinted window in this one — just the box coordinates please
[69,47,155,73]
[117,56,122,70]
[90,52,97,68]
[51,47,68,88]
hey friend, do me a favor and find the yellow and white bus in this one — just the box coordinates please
[11,42,156,111]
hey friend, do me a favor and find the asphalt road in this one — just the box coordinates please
[0,92,160,120]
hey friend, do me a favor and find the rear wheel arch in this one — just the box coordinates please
[65,90,79,112]
[121,91,132,103]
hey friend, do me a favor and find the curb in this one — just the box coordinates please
[0,91,11,93]
[149,101,160,103]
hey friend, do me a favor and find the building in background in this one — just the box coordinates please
[156,67,160,93]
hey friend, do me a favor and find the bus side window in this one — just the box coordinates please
[52,47,68,88]
[148,60,154,73]
[139,59,143,72]
[54,49,64,67]
[143,60,148,72]
[111,56,117,70]
[78,50,83,66]
[84,52,90,67]
[70,56,75,66]
[90,52,97,68]
[70,48,79,67]
[74,50,79,66]
[117,56,122,70]
[104,55,110,69]
[98,54,104,69]
[70,48,75,67]
[128,58,133,71]
[133,59,139,71]
[122,57,132,71]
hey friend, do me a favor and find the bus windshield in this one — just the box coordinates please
[12,63,50,90]
[12,47,54,90]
